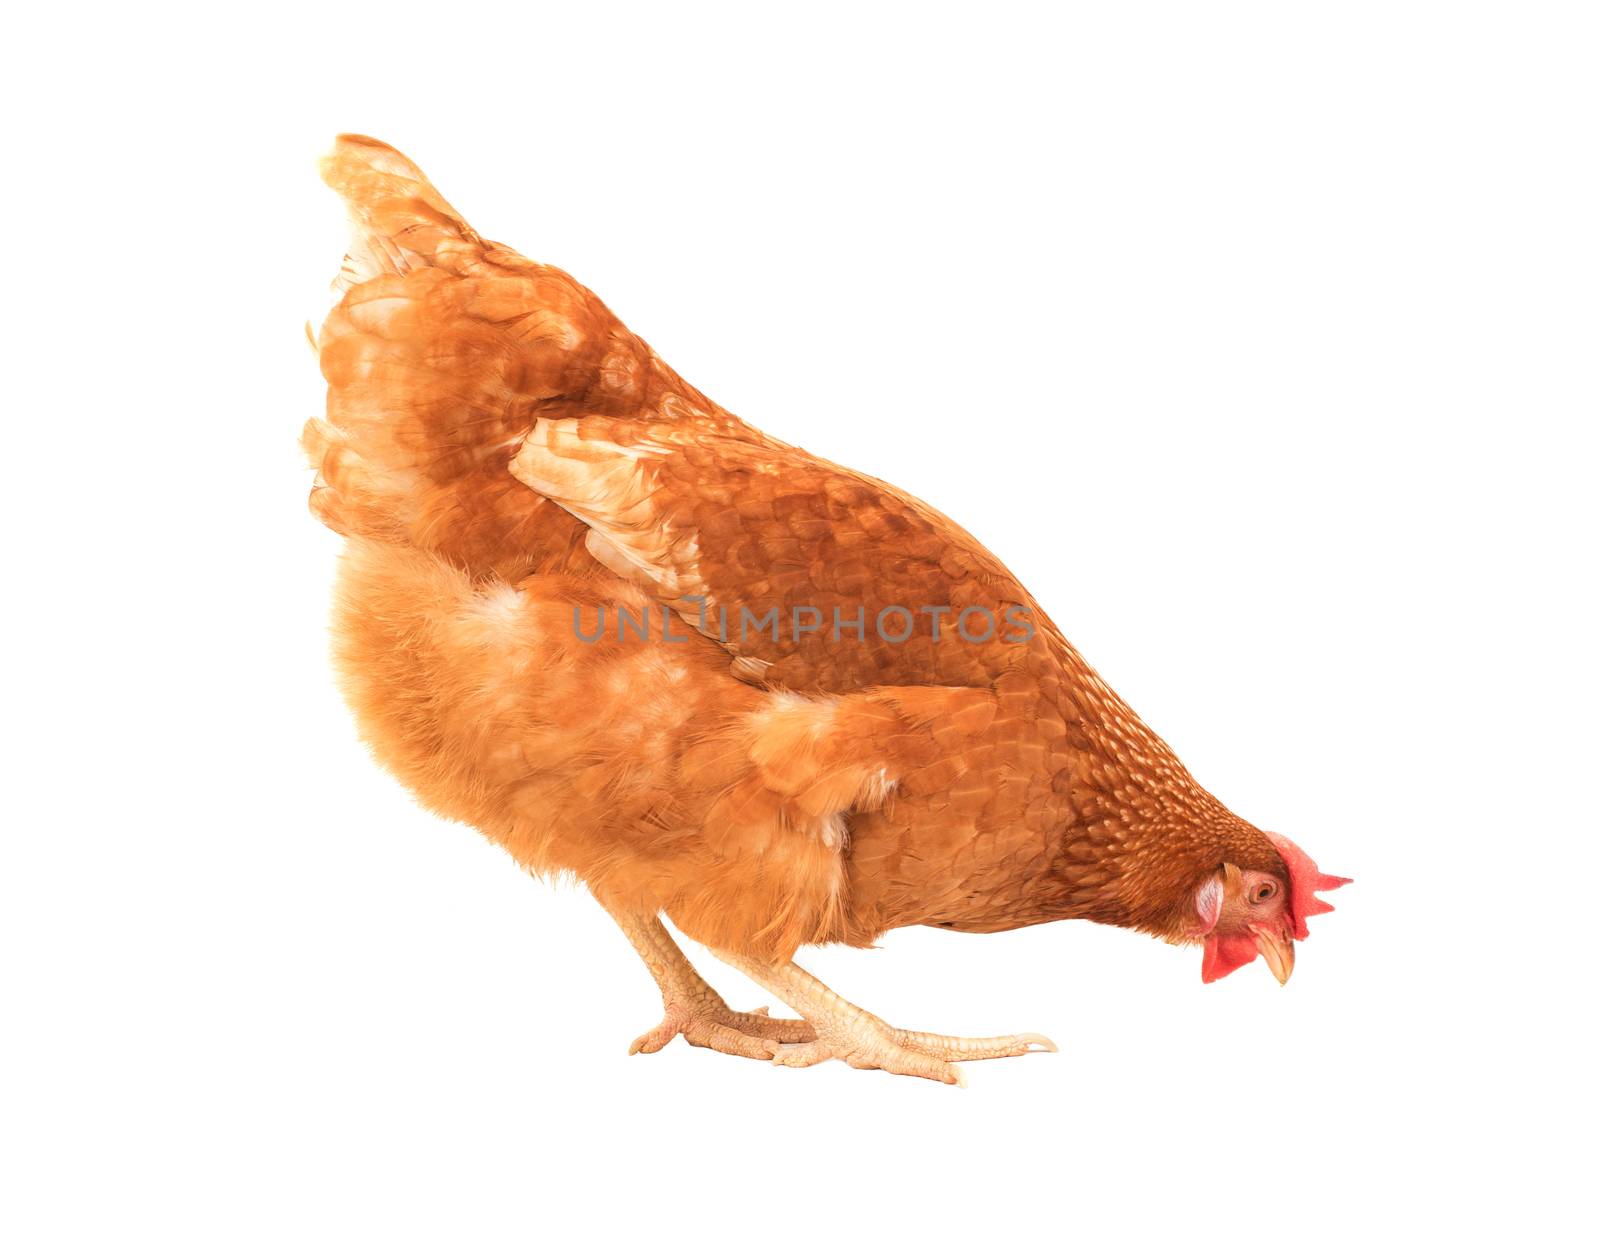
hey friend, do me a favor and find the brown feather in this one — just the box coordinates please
[310,136,1291,966]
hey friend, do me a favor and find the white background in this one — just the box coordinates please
[5,3,1595,1235]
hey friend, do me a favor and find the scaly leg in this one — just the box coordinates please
[600,900,815,1059]
[712,950,1056,1087]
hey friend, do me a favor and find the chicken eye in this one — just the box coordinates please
[1250,881,1277,904]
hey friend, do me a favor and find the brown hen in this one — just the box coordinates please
[304,135,1348,1085]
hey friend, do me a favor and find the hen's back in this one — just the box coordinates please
[304,135,748,578]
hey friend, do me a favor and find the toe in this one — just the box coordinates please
[890,1028,1059,1062]
[771,1041,834,1069]
[630,1004,808,1060]
[720,1006,816,1044]
[831,1041,967,1085]
[680,1018,780,1060]
[629,1023,676,1055]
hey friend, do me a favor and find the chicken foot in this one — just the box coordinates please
[711,951,1057,1087]
[601,903,815,1058]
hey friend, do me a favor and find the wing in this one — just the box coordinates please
[509,415,1054,696]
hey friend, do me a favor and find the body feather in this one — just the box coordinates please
[308,135,1314,969]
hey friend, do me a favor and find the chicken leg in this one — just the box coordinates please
[711,950,1057,1087]
[601,901,815,1058]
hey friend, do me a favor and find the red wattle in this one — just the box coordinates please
[1201,932,1261,983]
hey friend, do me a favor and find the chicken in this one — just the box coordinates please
[304,135,1349,1085]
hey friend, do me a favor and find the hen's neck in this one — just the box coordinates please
[1036,632,1279,938]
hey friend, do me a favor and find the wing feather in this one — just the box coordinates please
[510,416,1047,694]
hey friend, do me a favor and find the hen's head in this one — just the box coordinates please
[1189,833,1350,984]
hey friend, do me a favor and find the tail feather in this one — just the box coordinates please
[305,134,747,580]
[319,134,482,290]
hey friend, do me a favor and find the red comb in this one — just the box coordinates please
[1266,832,1351,940]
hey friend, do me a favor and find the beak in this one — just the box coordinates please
[1253,926,1296,985]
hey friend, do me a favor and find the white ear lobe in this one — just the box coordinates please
[1195,874,1224,932]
